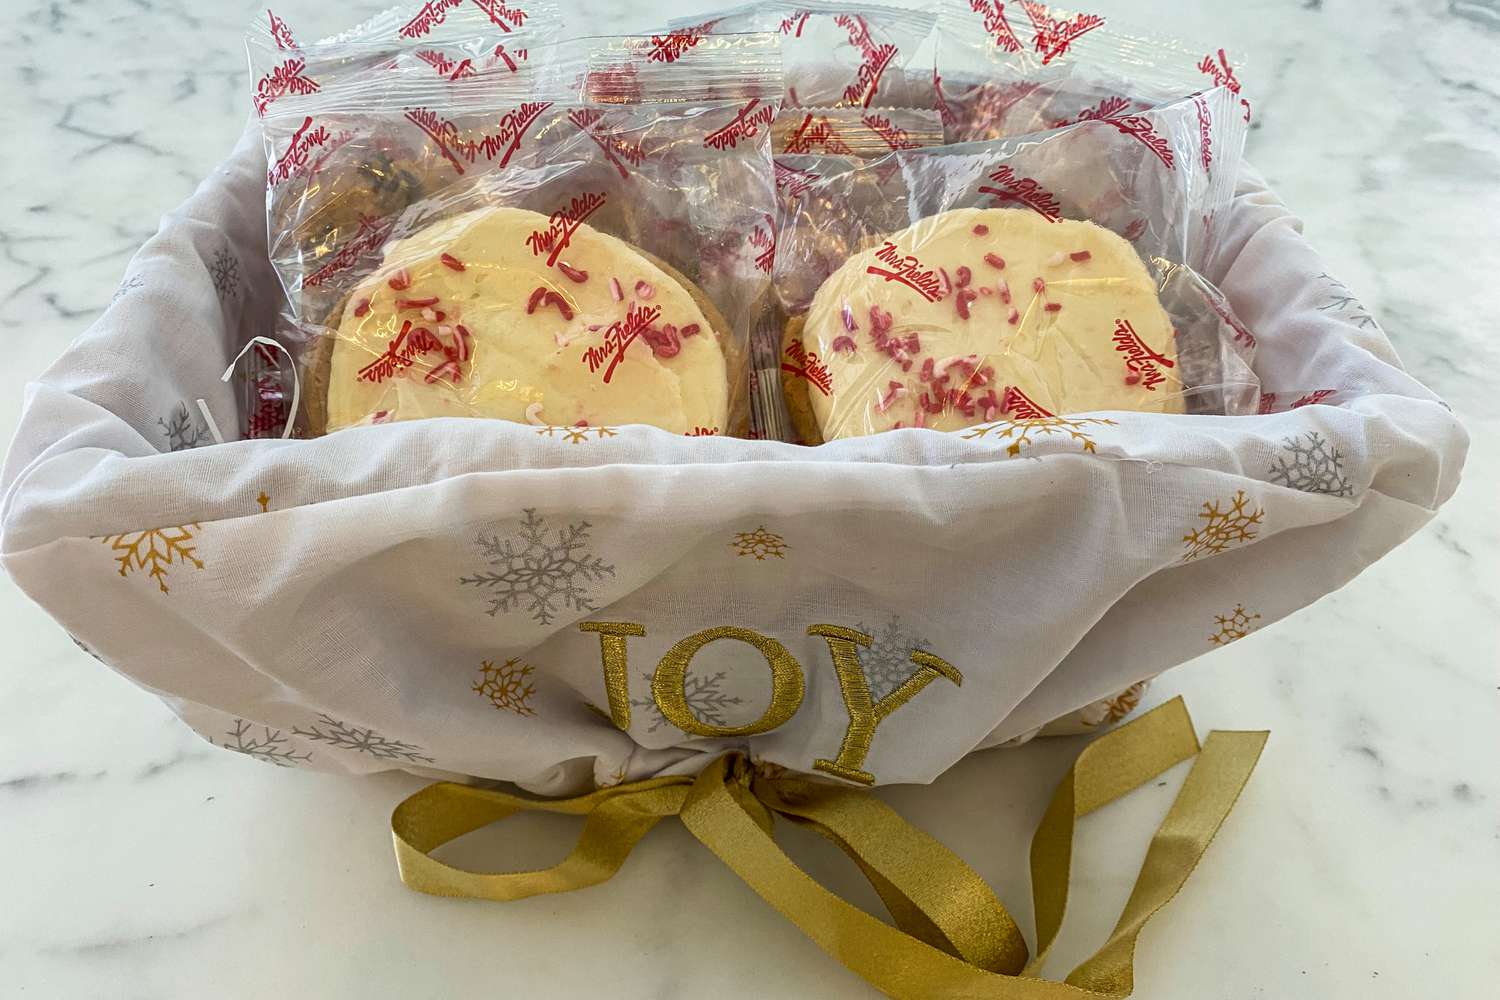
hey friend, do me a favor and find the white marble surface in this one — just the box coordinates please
[2,1,1497,996]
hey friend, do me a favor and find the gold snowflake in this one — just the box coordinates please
[1183,490,1265,561]
[474,658,537,717]
[257,491,270,513]
[1087,681,1149,726]
[599,761,628,788]
[101,525,204,594]
[732,526,788,560]
[536,424,618,444]
[961,416,1118,456]
[1210,605,1262,646]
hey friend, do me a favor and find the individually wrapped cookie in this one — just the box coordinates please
[769,88,1258,443]
[671,1,938,109]
[932,1,1252,143]
[258,33,781,439]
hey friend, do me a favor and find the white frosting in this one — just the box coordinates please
[327,207,729,434]
[800,207,1183,439]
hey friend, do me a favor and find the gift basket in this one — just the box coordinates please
[0,2,1467,996]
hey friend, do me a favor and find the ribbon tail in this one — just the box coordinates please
[764,779,1029,974]
[1064,729,1268,994]
[392,777,690,900]
[1026,696,1202,976]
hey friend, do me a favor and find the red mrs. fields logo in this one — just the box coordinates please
[779,10,811,36]
[1112,318,1175,390]
[977,165,1061,222]
[969,1,1023,53]
[861,113,920,151]
[1053,94,1130,128]
[582,302,663,382]
[399,0,464,39]
[304,215,395,288]
[1199,47,1252,122]
[253,57,319,116]
[1194,95,1213,172]
[749,213,776,273]
[774,159,820,198]
[646,21,716,63]
[267,9,298,49]
[842,42,898,108]
[470,0,527,31]
[866,241,944,302]
[703,97,776,151]
[568,108,647,179]
[404,100,551,174]
[415,49,475,80]
[525,191,606,265]
[1000,385,1053,418]
[782,340,833,396]
[267,115,331,186]
[1020,2,1105,65]
[783,113,854,155]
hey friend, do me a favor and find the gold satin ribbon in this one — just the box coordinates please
[392,698,1266,999]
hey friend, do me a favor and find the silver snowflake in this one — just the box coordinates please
[1268,432,1353,496]
[460,509,615,626]
[158,401,210,451]
[209,246,240,300]
[291,713,434,762]
[220,720,311,767]
[111,273,144,304]
[1315,272,1377,330]
[631,670,744,733]
[855,617,931,701]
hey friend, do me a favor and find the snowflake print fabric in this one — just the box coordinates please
[291,714,434,761]
[474,659,537,717]
[1269,433,1354,497]
[461,510,614,626]
[220,720,311,766]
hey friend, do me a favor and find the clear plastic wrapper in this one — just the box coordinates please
[257,33,781,438]
[247,2,561,119]
[933,1,1252,143]
[672,1,938,109]
[766,87,1257,443]
[773,106,944,155]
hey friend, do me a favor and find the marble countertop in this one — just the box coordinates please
[2,1,1496,997]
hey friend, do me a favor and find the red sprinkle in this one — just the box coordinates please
[1033,277,1046,293]
[979,286,993,296]
[972,224,989,236]
[425,359,462,384]
[1070,250,1092,262]
[635,280,655,299]
[955,288,979,320]
[983,253,1005,270]
[440,253,465,271]
[875,381,906,413]
[913,409,927,428]
[396,296,440,310]
[387,269,411,291]
[998,279,1011,304]
[353,298,370,317]
[681,323,701,337]
[841,303,858,332]
[1125,372,1142,385]
[557,261,589,283]
[1007,307,1020,325]
[920,357,935,382]
[609,277,624,301]
[831,335,857,353]
[641,324,680,358]
[452,324,472,362]
[525,286,547,314]
[938,267,953,297]
[1045,302,1062,313]
[956,265,972,288]
[543,291,575,321]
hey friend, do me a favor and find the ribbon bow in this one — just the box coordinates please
[392,698,1266,998]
